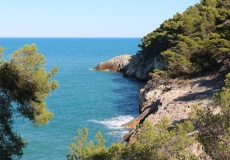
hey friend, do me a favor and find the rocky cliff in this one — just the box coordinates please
[122,74,224,134]
[94,53,165,80]
[122,53,165,80]
[94,54,224,129]
[94,53,225,158]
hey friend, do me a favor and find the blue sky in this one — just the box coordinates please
[1,0,200,38]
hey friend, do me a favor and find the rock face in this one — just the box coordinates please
[143,75,224,126]
[122,77,166,129]
[123,53,165,80]
[93,53,165,81]
[93,54,132,72]
[122,74,224,141]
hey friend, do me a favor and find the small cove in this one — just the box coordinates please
[0,38,143,160]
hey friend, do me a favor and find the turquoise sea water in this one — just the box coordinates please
[0,38,143,160]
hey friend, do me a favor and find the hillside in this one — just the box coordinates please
[123,0,229,80]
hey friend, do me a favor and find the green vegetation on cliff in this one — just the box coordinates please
[0,44,58,159]
[68,119,196,160]
[138,0,230,77]
[193,73,230,159]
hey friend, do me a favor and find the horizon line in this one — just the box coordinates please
[0,37,142,39]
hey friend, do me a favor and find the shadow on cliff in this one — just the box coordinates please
[122,53,154,81]
[174,75,225,102]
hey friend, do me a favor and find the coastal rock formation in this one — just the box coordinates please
[144,75,224,125]
[123,74,224,140]
[93,52,226,159]
[123,54,165,80]
[122,77,166,129]
[93,53,165,81]
[122,74,225,158]
[93,54,132,71]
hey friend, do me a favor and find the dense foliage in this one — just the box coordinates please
[190,73,230,159]
[67,118,196,160]
[0,44,58,159]
[140,0,230,77]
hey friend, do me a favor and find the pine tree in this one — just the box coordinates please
[0,44,58,159]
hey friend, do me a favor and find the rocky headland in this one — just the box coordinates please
[92,2,230,158]
[94,54,224,128]
[91,1,230,158]
[93,54,132,72]
[94,54,225,158]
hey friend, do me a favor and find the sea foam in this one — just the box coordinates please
[90,115,135,139]
[90,115,135,130]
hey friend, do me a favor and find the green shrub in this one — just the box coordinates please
[67,118,197,160]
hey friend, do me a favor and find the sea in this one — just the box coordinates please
[0,38,144,160]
